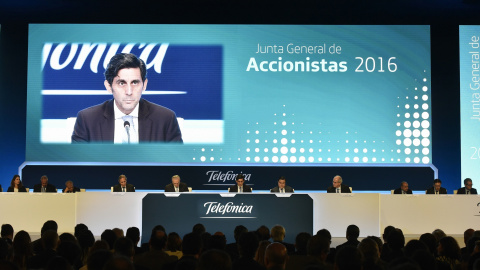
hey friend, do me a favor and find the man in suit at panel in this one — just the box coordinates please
[270,176,294,193]
[33,175,57,193]
[164,175,189,192]
[113,174,135,192]
[71,53,182,143]
[426,179,447,194]
[394,181,413,194]
[326,175,351,193]
[457,178,477,194]
[62,180,80,193]
[229,174,252,193]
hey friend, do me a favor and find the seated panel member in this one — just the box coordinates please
[393,181,412,194]
[33,175,57,193]
[229,174,252,193]
[270,176,294,193]
[71,53,183,143]
[457,178,477,194]
[165,175,189,192]
[326,175,351,193]
[62,180,80,193]
[113,174,135,192]
[426,179,447,194]
[7,175,27,192]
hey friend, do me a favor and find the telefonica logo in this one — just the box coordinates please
[42,43,168,73]
[202,202,255,218]
[205,171,251,183]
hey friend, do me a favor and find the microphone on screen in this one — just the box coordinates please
[124,121,131,144]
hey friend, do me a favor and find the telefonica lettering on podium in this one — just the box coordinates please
[205,171,251,182]
[202,202,254,218]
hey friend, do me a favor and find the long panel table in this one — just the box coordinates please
[1,193,478,243]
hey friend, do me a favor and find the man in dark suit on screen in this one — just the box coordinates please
[394,181,413,194]
[327,175,351,193]
[457,178,477,194]
[113,174,135,192]
[270,176,294,193]
[164,175,189,192]
[426,179,447,194]
[229,174,252,193]
[71,53,182,143]
[33,175,57,193]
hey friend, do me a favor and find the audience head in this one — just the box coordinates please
[182,232,203,256]
[197,249,232,270]
[57,241,82,267]
[193,223,206,235]
[294,232,311,254]
[271,225,286,242]
[346,224,360,240]
[77,229,95,249]
[166,232,182,252]
[149,229,167,251]
[464,228,475,245]
[437,236,460,260]
[101,229,117,250]
[264,242,288,270]
[41,220,58,235]
[112,228,124,239]
[316,229,332,242]
[238,231,259,259]
[233,225,248,242]
[387,229,405,250]
[419,233,437,255]
[104,255,135,270]
[335,245,363,270]
[42,230,59,250]
[307,235,330,262]
[358,238,380,264]
[152,224,166,233]
[256,225,271,241]
[383,225,396,242]
[87,249,114,270]
[366,236,383,254]
[12,230,32,257]
[59,233,77,244]
[207,234,227,251]
[255,240,271,267]
[1,224,14,239]
[125,227,140,244]
[404,239,428,258]
[74,223,88,238]
[432,229,447,243]
[113,237,134,258]
[411,249,437,270]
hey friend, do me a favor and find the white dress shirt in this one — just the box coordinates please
[113,102,139,144]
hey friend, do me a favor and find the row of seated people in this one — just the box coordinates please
[1,218,480,270]
[1,174,477,195]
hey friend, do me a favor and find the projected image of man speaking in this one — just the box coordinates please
[71,53,183,143]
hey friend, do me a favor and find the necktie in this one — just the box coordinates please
[239,187,242,193]
[175,187,179,192]
[336,188,339,193]
[467,190,470,195]
[281,188,284,193]
[122,115,133,144]
[122,187,126,192]
[436,191,438,195]
[42,187,46,193]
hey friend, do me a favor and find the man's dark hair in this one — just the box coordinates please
[74,224,88,238]
[316,229,332,241]
[193,223,206,235]
[87,249,114,270]
[256,225,270,241]
[387,229,405,250]
[207,234,227,250]
[419,233,437,255]
[59,233,77,244]
[279,176,286,181]
[149,230,167,250]
[1,224,13,237]
[151,225,166,233]
[197,249,232,270]
[464,178,473,185]
[383,226,396,242]
[104,53,147,85]
[101,229,117,250]
[238,232,259,258]
[346,224,360,240]
[403,239,428,258]
[307,235,330,257]
[125,227,140,245]
[41,220,58,235]
[236,174,245,181]
[233,225,248,242]
[433,179,442,184]
[335,245,363,270]
[295,232,312,254]
[113,237,134,258]
[182,232,203,255]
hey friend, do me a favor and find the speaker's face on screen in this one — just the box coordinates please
[105,68,148,115]
[236,179,244,187]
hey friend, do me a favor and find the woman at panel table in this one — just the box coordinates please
[7,175,27,192]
